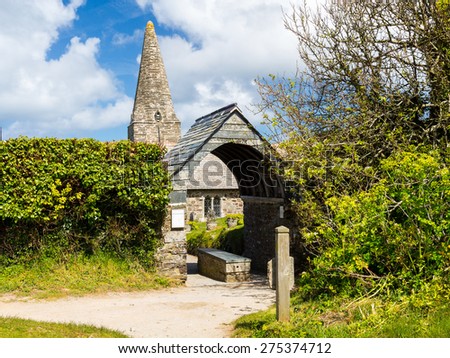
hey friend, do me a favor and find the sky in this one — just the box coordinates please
[0,0,308,141]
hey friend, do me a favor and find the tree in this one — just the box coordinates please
[269,0,450,140]
[257,0,450,297]
[258,0,450,207]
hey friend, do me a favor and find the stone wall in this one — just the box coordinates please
[154,203,187,282]
[127,23,291,281]
[155,194,295,279]
[186,153,238,190]
[128,119,180,152]
[186,189,243,221]
[242,196,293,272]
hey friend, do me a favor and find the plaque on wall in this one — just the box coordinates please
[171,209,185,229]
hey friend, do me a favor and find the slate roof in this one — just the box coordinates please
[166,103,260,175]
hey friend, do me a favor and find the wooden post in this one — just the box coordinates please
[275,226,290,322]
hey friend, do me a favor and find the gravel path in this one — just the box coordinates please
[0,256,275,338]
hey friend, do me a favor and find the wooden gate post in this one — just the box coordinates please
[275,226,290,322]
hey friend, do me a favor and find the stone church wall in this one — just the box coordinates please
[186,189,243,221]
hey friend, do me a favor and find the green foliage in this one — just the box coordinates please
[221,226,245,254]
[250,0,450,336]
[257,0,450,302]
[297,147,449,297]
[186,221,209,254]
[0,137,171,267]
[233,293,450,338]
[225,213,244,225]
[186,214,244,255]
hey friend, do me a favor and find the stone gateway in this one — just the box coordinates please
[128,22,291,280]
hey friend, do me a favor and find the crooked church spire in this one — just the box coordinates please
[128,21,181,150]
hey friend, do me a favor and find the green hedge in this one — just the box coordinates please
[0,137,171,267]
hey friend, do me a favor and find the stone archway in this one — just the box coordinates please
[211,142,288,271]
[158,104,290,279]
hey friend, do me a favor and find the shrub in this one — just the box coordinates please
[0,137,171,267]
[298,147,450,298]
[186,214,244,255]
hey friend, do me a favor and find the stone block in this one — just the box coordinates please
[197,248,251,282]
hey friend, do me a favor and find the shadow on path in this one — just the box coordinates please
[187,262,198,275]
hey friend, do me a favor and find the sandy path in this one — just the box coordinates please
[0,256,275,338]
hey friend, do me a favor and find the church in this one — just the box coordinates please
[127,21,262,222]
[127,22,288,279]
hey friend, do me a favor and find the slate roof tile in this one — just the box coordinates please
[166,103,240,173]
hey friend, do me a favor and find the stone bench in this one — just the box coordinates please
[197,248,251,282]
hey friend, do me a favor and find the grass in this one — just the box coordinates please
[0,253,174,300]
[187,214,244,255]
[233,296,450,338]
[0,253,173,337]
[0,317,127,338]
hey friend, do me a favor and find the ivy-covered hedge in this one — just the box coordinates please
[1,137,171,267]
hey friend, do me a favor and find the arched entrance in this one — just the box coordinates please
[158,104,289,278]
[211,142,287,271]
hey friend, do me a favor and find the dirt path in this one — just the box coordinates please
[0,256,275,338]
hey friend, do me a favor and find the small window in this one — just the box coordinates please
[213,195,221,217]
[204,196,212,218]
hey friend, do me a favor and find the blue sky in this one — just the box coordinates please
[0,0,307,141]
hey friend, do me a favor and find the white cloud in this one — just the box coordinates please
[0,0,133,139]
[177,79,255,132]
[135,0,305,132]
[112,29,144,46]
[135,0,151,11]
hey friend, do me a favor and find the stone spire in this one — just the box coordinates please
[128,21,181,150]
